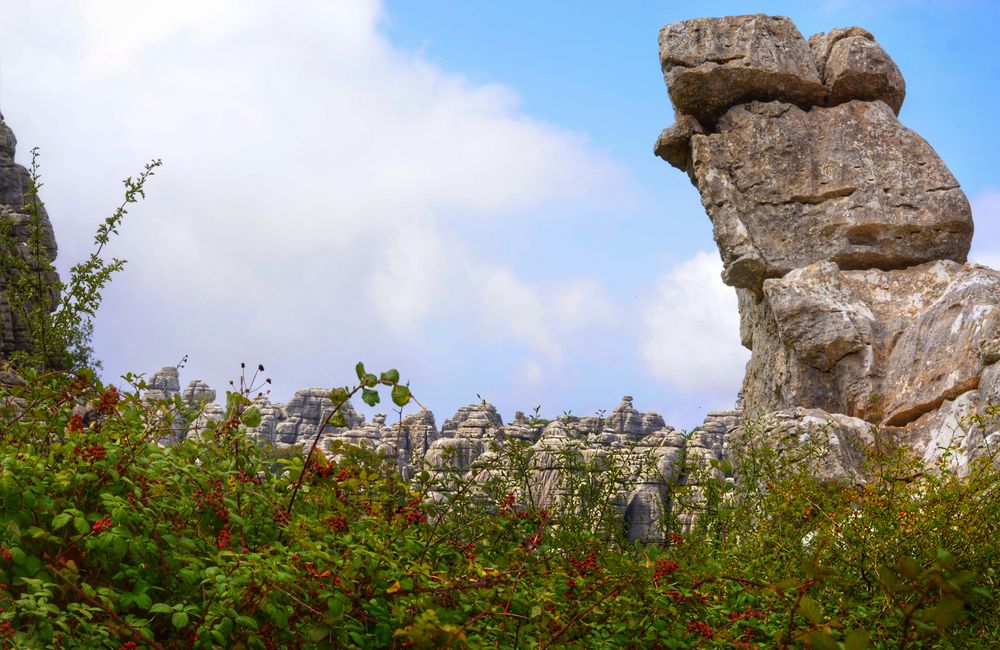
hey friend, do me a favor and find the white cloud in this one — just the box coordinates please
[517,359,545,386]
[0,0,628,406]
[640,251,748,395]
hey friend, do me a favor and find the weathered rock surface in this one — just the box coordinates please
[740,261,1000,430]
[729,408,873,483]
[656,14,998,473]
[691,100,971,290]
[809,27,905,113]
[182,379,216,407]
[0,114,61,360]
[654,115,703,171]
[659,15,825,127]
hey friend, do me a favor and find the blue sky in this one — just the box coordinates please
[1,1,997,429]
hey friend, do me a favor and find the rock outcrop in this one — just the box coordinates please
[149,367,731,543]
[0,114,60,359]
[656,14,998,473]
[690,100,971,290]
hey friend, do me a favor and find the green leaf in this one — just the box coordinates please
[23,555,42,576]
[844,629,871,650]
[51,513,72,531]
[330,411,348,428]
[529,605,542,619]
[355,362,366,382]
[363,373,378,388]
[797,596,822,624]
[329,387,349,405]
[379,369,400,384]
[375,623,392,645]
[150,603,174,614]
[134,593,153,611]
[74,517,91,536]
[234,616,259,631]
[241,406,261,428]
[308,626,331,642]
[391,384,411,407]
[362,388,380,407]
[172,612,189,629]
[898,556,920,577]
[877,566,898,592]
[920,595,965,630]
[808,632,839,650]
[226,391,243,414]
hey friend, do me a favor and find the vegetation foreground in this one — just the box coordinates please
[0,364,997,648]
[0,154,997,648]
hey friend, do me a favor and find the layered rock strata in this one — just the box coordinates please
[656,14,998,472]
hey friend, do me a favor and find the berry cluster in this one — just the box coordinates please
[566,550,600,578]
[91,516,112,534]
[325,515,348,532]
[216,524,233,551]
[653,560,680,587]
[236,469,262,486]
[652,559,680,587]
[73,444,107,465]
[98,386,121,415]
[498,491,516,515]
[450,540,476,562]
[687,620,714,638]
[396,497,427,525]
[67,413,85,432]
[305,459,335,479]
[521,532,542,552]
[193,479,229,521]
[728,608,762,621]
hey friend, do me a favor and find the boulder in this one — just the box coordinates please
[653,114,703,171]
[658,15,825,126]
[811,30,905,114]
[690,100,972,291]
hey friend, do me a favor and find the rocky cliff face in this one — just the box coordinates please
[656,14,999,473]
[0,114,60,358]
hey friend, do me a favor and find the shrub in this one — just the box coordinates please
[0,365,997,648]
[0,150,161,371]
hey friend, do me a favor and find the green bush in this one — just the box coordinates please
[0,366,997,648]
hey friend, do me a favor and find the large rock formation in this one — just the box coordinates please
[0,114,60,359]
[656,14,998,472]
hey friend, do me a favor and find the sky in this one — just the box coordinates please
[0,0,997,429]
